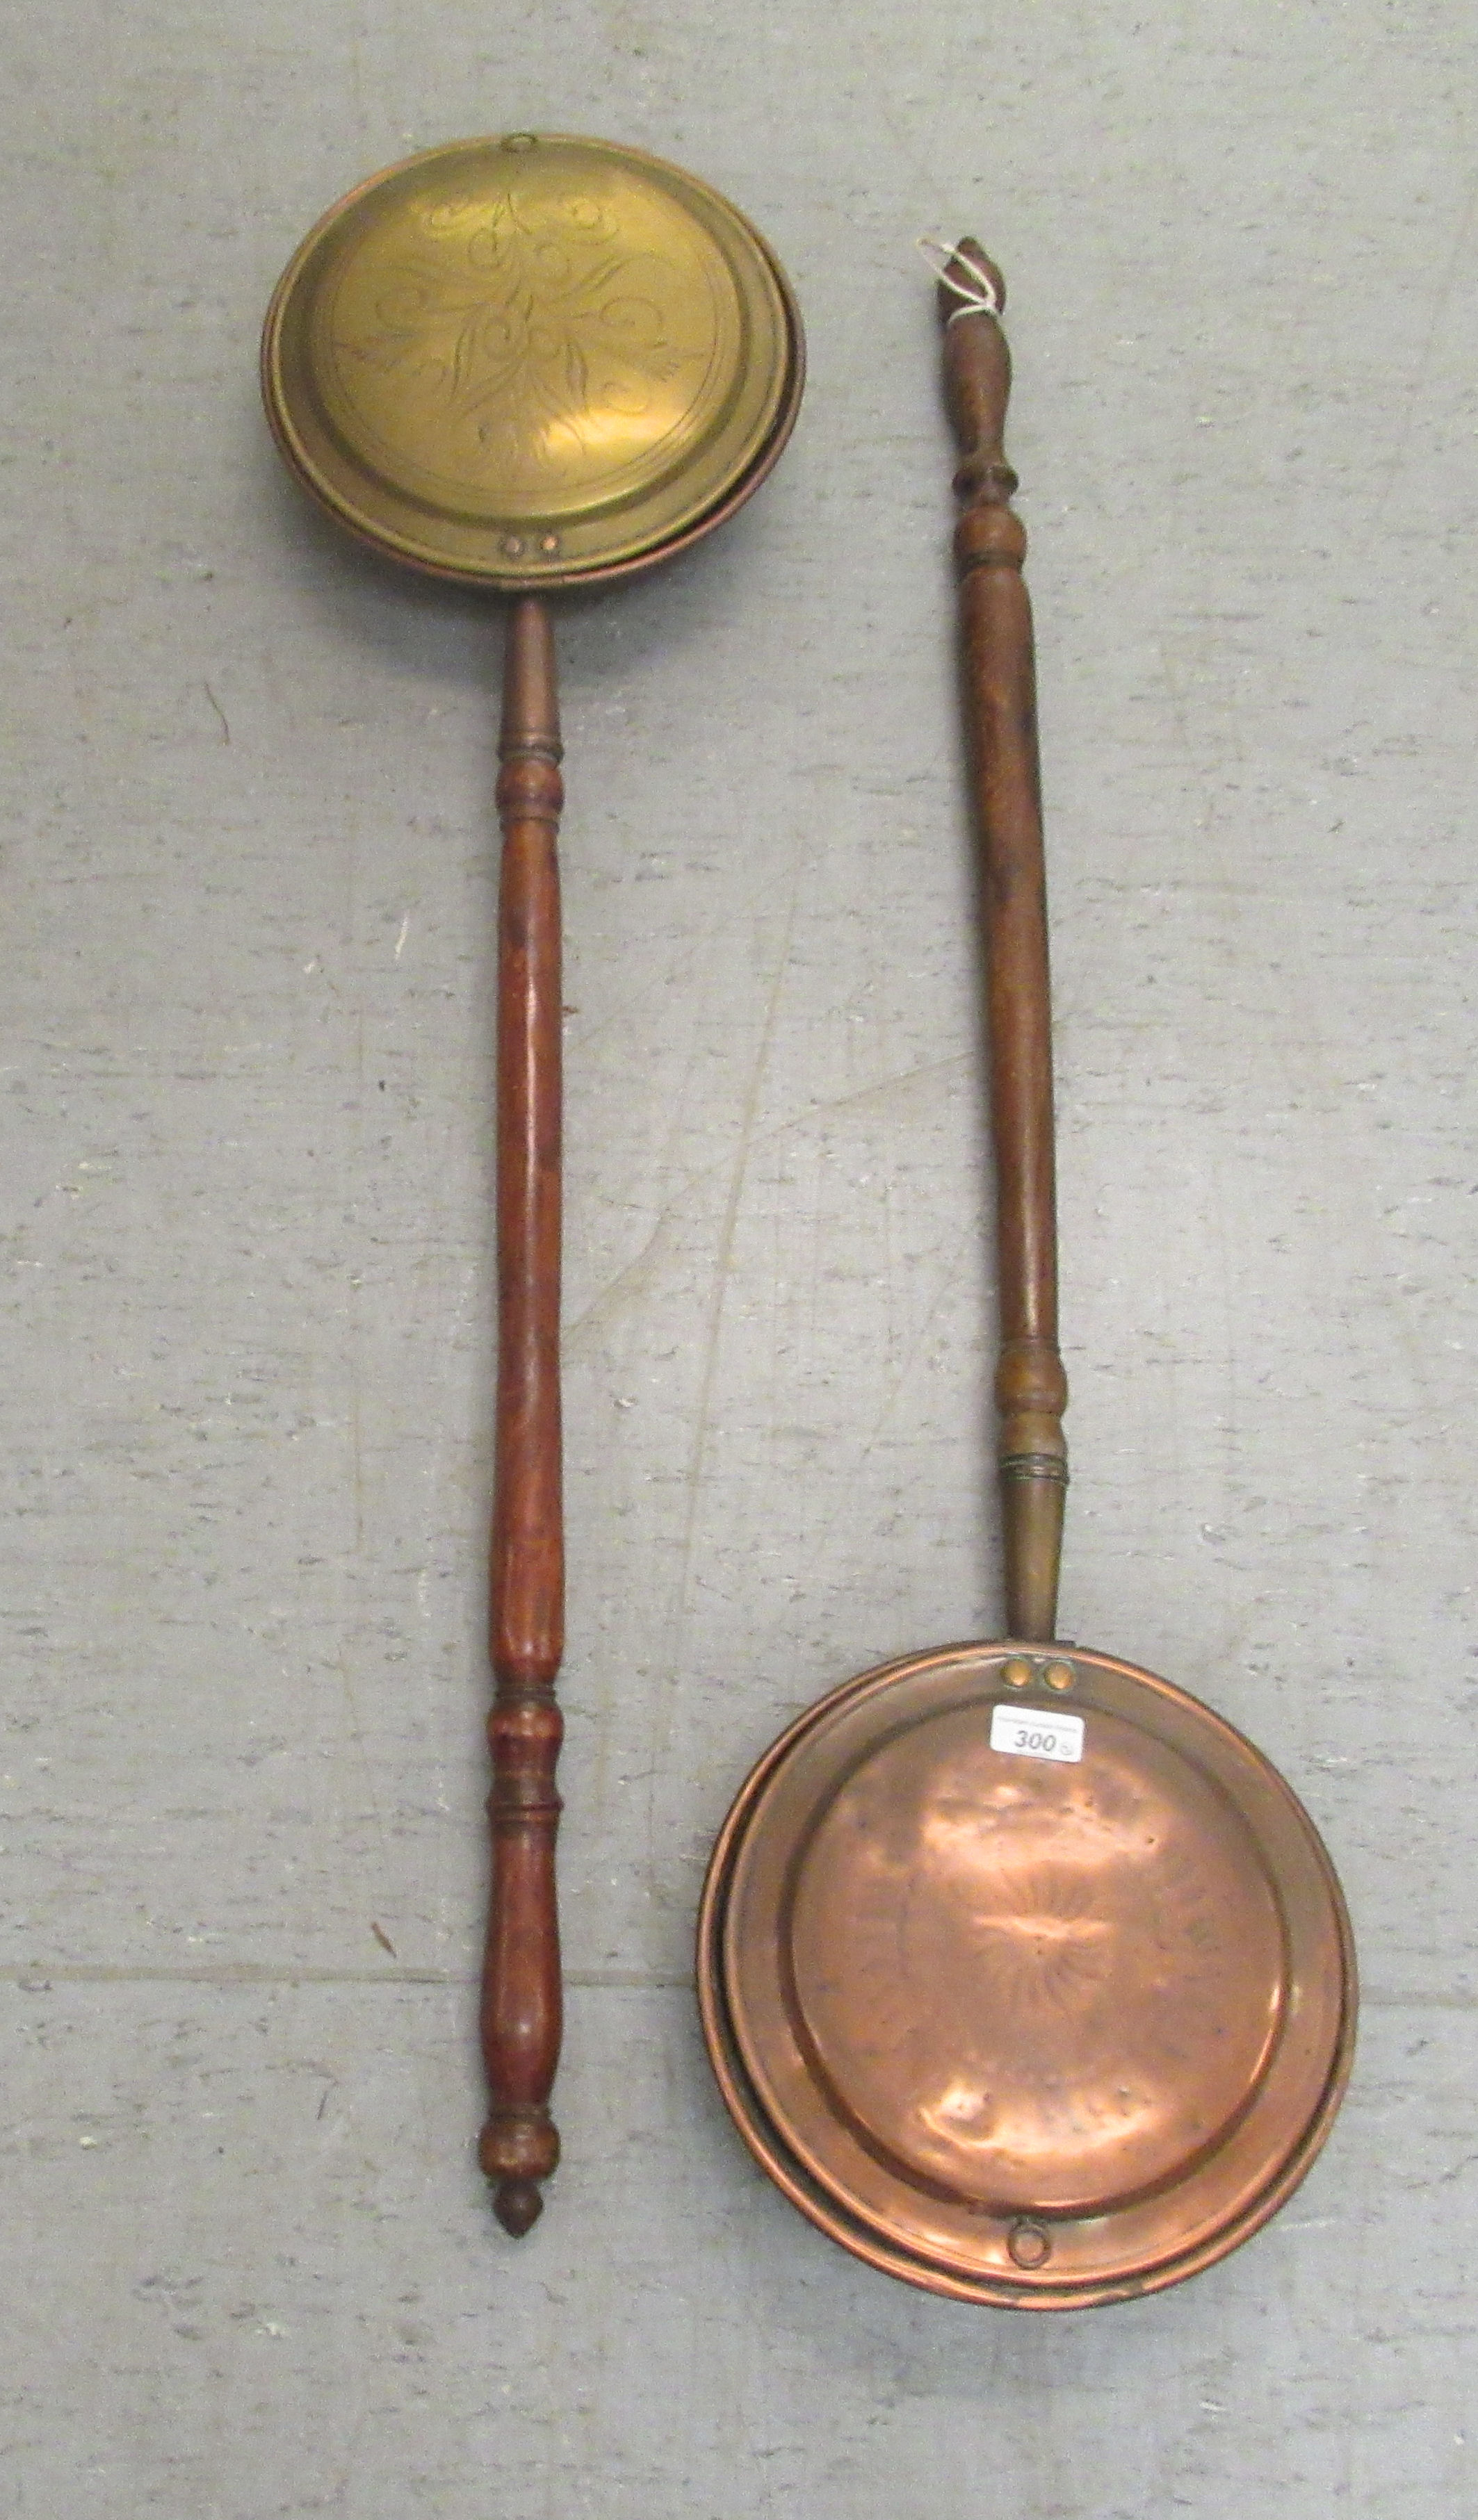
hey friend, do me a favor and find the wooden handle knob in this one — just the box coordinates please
[938,239,1014,498]
[479,595,565,2235]
[936,243,1069,1642]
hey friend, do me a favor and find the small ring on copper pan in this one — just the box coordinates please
[695,240,1354,2307]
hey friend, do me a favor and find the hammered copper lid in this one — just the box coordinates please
[261,133,803,589]
[699,1642,1355,2307]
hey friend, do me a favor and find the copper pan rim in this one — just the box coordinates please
[697,1640,1357,2309]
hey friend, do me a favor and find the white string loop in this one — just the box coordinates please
[916,234,1000,323]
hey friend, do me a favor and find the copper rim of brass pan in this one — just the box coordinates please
[261,132,804,591]
[695,238,1356,2308]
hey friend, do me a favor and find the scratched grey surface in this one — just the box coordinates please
[1,3,1475,2512]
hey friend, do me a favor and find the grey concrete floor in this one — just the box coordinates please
[3,3,1475,2513]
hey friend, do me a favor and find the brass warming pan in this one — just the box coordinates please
[697,241,1354,2308]
[264,134,802,2234]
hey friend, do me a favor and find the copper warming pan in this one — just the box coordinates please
[697,242,1355,2308]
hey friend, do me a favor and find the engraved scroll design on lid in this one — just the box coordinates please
[330,185,716,504]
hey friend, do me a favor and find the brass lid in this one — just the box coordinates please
[262,133,803,589]
[699,1642,1356,2308]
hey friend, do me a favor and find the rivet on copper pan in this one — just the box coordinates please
[1043,1660,1075,1692]
[1002,1657,1032,1689]
[1008,2220,1053,2271]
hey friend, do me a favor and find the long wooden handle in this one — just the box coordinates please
[478,594,565,2234]
[939,243,1068,1642]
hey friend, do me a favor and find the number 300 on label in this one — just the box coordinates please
[989,1703,1085,1764]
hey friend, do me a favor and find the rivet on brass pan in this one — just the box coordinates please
[265,134,802,2238]
[697,236,1354,2312]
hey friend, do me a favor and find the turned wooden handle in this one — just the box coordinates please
[938,243,1068,1642]
[479,594,565,2235]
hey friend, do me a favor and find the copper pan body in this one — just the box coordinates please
[698,1642,1355,2307]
